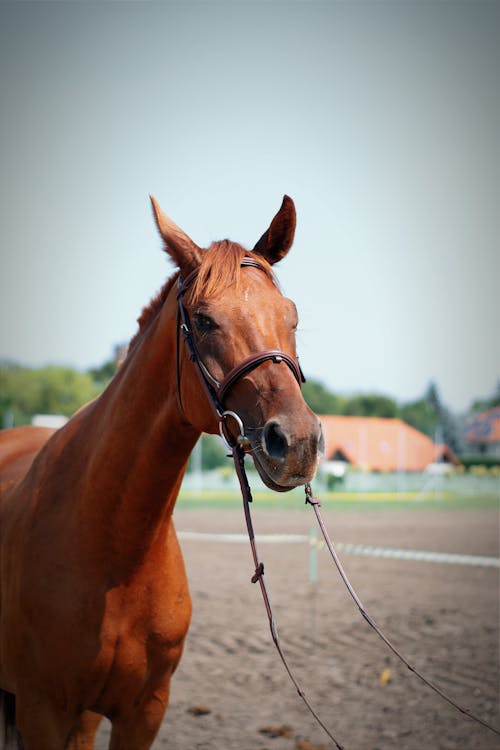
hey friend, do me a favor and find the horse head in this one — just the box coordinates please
[150,195,324,491]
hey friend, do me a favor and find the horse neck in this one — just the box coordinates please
[78,292,199,573]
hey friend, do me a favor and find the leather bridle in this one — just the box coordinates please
[176,259,348,748]
[175,257,500,748]
[176,257,305,444]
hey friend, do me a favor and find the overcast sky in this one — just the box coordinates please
[1,1,498,412]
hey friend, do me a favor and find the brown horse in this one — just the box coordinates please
[0,196,322,750]
[0,426,56,497]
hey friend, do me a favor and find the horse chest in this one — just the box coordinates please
[102,576,191,649]
[89,578,191,714]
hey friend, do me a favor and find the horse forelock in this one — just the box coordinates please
[129,242,275,352]
[188,240,275,305]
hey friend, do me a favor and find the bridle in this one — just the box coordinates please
[176,258,346,748]
[176,257,305,445]
[175,258,500,748]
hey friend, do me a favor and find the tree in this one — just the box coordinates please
[0,362,101,427]
[302,379,345,414]
[398,397,439,437]
[187,434,228,472]
[88,358,118,389]
[342,394,398,418]
[470,380,500,413]
[423,381,464,453]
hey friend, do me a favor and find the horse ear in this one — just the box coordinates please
[252,195,296,265]
[150,195,202,275]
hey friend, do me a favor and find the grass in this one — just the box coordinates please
[177,487,499,511]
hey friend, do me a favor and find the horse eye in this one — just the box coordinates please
[193,312,216,333]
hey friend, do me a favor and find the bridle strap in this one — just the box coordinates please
[219,350,303,403]
[176,262,344,745]
[176,258,304,425]
[177,257,265,298]
[232,443,345,750]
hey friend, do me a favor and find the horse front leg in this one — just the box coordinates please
[66,710,103,750]
[15,692,76,750]
[108,680,171,750]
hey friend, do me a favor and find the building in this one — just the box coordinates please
[319,415,459,473]
[31,414,68,429]
[465,406,500,457]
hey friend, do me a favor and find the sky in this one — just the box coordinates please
[1,1,499,413]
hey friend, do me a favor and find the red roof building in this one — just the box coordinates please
[465,406,500,456]
[319,415,459,472]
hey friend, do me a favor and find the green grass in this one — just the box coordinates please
[177,487,499,511]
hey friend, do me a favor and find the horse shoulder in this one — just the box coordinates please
[105,521,191,647]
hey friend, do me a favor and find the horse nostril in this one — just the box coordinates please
[263,421,288,461]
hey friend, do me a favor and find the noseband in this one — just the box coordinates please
[176,258,305,444]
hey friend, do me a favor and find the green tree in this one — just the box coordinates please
[88,358,118,389]
[302,379,346,414]
[342,393,398,418]
[0,362,101,427]
[187,434,228,472]
[470,380,500,413]
[398,397,439,437]
[38,366,100,415]
[423,381,464,453]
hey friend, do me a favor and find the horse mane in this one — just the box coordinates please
[188,241,275,304]
[128,274,178,352]
[129,241,275,351]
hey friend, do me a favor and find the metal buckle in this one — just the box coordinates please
[219,410,249,450]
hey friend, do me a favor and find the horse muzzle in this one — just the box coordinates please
[249,414,324,492]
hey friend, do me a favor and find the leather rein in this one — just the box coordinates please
[176,259,500,748]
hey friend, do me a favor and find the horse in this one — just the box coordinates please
[0,195,323,750]
[0,426,56,497]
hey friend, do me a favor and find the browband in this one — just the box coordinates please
[177,257,265,299]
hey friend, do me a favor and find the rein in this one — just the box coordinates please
[232,442,345,750]
[177,260,500,747]
[303,484,500,740]
[233,448,500,747]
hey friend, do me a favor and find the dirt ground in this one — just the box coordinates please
[95,505,499,750]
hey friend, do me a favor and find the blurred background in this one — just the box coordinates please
[1,8,498,748]
[1,1,499,496]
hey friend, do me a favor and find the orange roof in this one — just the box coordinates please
[319,415,459,472]
[466,406,500,445]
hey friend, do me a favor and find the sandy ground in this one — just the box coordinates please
[95,505,499,750]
